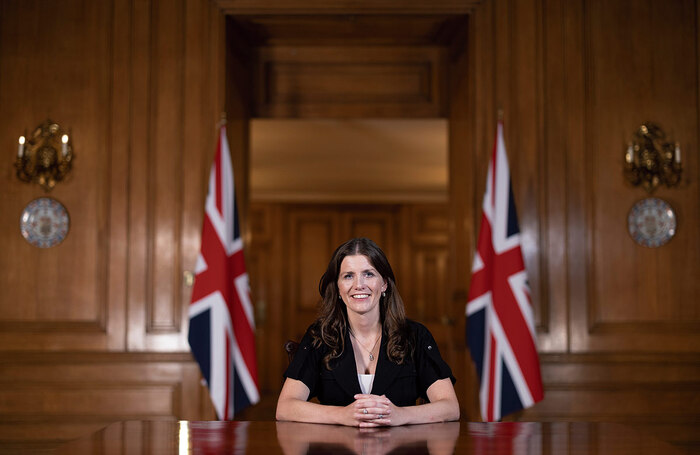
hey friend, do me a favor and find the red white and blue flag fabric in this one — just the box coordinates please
[188,125,259,420]
[466,121,544,421]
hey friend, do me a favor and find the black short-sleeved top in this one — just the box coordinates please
[284,320,455,407]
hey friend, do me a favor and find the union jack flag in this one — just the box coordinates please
[188,125,259,420]
[466,121,543,421]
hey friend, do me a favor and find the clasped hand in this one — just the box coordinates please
[348,394,399,427]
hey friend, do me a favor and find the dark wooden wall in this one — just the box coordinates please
[0,0,698,453]
[0,0,225,451]
[461,1,700,450]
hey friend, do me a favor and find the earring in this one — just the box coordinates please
[382,291,386,298]
[338,295,342,300]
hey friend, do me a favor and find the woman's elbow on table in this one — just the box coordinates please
[445,397,460,421]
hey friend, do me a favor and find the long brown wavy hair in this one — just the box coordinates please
[311,237,412,370]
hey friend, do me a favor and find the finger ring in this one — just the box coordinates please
[363,409,368,414]
[378,414,383,419]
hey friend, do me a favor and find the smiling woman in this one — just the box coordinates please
[275,237,459,427]
[337,255,387,324]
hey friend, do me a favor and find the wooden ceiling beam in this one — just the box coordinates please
[213,0,480,16]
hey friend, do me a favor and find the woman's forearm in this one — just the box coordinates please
[391,378,461,425]
[276,397,346,425]
[395,397,460,425]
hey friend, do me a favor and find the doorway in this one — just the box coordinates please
[223,12,473,420]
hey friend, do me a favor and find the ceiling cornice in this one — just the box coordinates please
[213,0,480,15]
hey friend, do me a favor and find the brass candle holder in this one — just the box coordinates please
[623,122,681,193]
[15,119,74,192]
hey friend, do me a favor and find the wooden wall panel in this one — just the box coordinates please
[148,0,187,335]
[507,0,549,340]
[247,205,283,395]
[127,0,156,351]
[0,0,225,450]
[408,249,449,323]
[2,386,176,417]
[0,354,205,445]
[127,0,226,352]
[462,0,700,449]
[448,10,481,421]
[286,208,338,340]
[399,205,450,325]
[255,46,446,118]
[341,208,398,264]
[579,0,700,352]
[0,0,116,350]
[537,0,570,353]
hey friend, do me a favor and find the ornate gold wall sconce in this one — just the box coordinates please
[623,122,681,193]
[15,119,74,192]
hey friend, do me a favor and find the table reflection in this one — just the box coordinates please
[276,421,460,455]
[56,420,685,454]
[182,420,253,454]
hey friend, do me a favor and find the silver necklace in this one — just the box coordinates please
[350,329,381,362]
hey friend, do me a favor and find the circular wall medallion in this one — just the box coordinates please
[20,197,70,248]
[627,197,676,248]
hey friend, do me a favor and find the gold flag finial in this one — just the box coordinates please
[217,112,227,129]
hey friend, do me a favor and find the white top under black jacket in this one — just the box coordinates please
[284,319,456,407]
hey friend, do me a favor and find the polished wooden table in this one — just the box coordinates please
[57,420,684,454]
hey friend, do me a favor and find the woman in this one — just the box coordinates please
[276,238,459,427]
